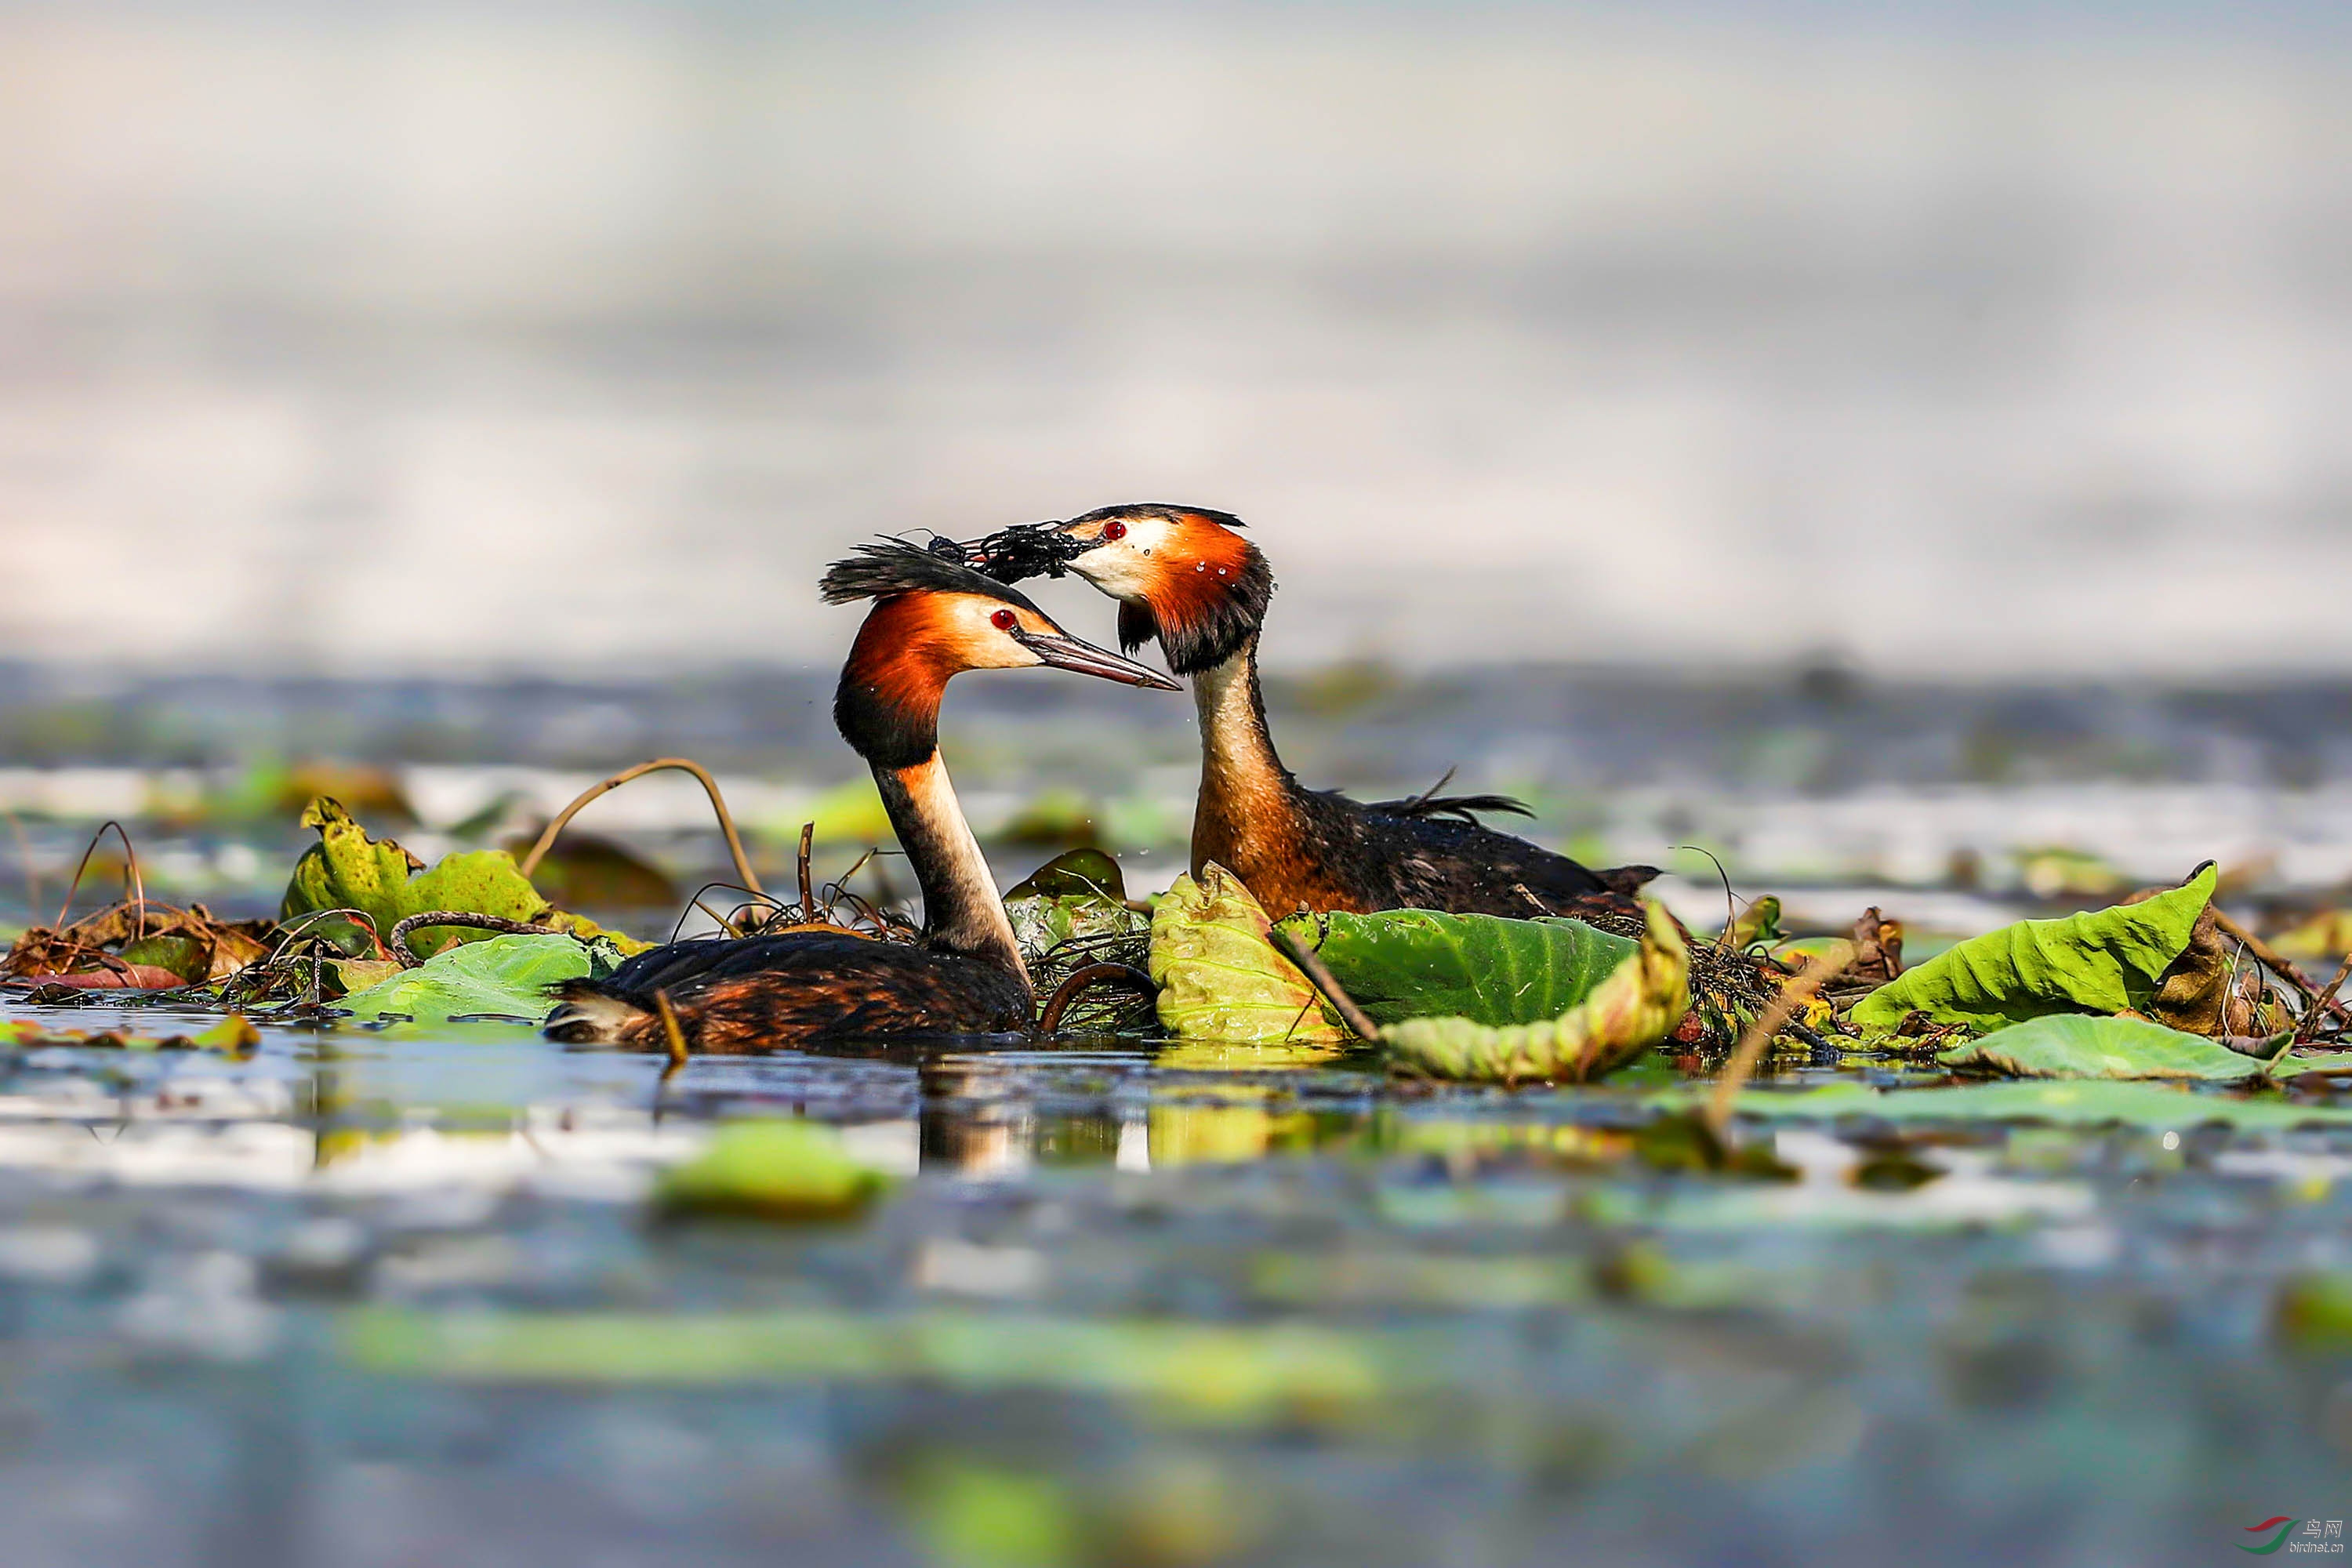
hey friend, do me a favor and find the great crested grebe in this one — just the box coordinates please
[545,543,1180,1051]
[957,506,1656,920]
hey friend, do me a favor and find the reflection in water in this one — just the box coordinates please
[1149,1038,1352,1167]
[0,1011,1595,1190]
[898,1040,1375,1175]
[1149,1102,1321,1167]
[1152,1041,1344,1073]
[917,1056,1036,1179]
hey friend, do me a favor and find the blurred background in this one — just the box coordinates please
[5,13,2352,1565]
[2,0,2350,924]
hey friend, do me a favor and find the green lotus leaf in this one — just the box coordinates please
[336,932,592,1025]
[1273,906,1635,1030]
[1937,1013,2278,1082]
[2275,1051,2352,1078]
[1379,901,1690,1083]
[1849,866,2216,1034]
[1682,1077,2352,1131]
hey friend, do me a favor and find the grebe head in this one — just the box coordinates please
[967,505,1272,676]
[822,541,1179,768]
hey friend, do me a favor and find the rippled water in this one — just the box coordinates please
[0,1000,2347,1566]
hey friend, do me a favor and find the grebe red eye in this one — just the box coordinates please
[990,608,1019,631]
[1101,519,1127,542]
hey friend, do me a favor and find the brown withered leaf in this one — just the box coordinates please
[2144,902,2232,1036]
[1848,906,1906,986]
[1,902,278,991]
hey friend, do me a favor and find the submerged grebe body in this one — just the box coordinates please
[964,506,1654,920]
[546,543,1178,1051]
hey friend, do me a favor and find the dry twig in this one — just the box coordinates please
[797,822,816,919]
[1037,962,1156,1034]
[519,758,764,897]
[54,820,143,942]
[652,989,690,1067]
[1269,927,1383,1041]
[387,911,554,967]
[2297,947,2352,1045]
[2213,909,2351,1028]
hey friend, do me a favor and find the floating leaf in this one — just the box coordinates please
[191,1016,263,1052]
[2276,1276,2352,1349]
[1849,866,2216,1034]
[1937,1013,2277,1082]
[804,778,894,845]
[1147,866,1341,1044]
[5,905,272,989]
[2015,845,2127,900]
[324,958,403,996]
[2274,1051,2352,1080]
[653,1120,893,1222]
[115,934,211,985]
[1770,935,1857,971]
[2140,901,2233,1036]
[16,964,186,991]
[1272,907,1634,1029]
[336,933,592,1025]
[1006,846,1127,904]
[1688,1078,2352,1131]
[906,1460,1083,1568]
[538,910,656,957]
[1381,902,1690,1083]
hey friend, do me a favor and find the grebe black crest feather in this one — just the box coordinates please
[821,541,1040,612]
[1065,502,1248,534]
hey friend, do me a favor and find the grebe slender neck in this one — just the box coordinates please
[826,555,1178,985]
[836,603,1029,988]
[873,750,1028,985]
[1188,633,1309,875]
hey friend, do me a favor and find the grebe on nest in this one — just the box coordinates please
[546,543,1179,1051]
[957,506,1656,921]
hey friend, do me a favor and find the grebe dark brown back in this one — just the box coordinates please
[960,506,1655,921]
[546,543,1180,1051]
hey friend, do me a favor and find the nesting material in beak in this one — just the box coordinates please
[957,521,1087,583]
